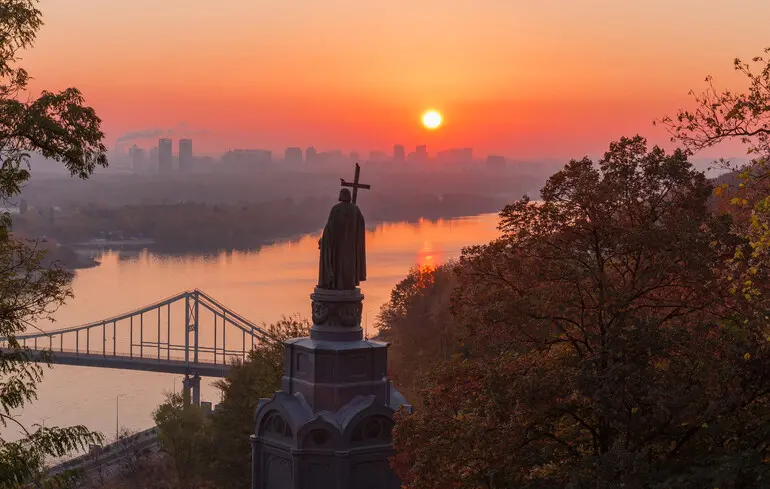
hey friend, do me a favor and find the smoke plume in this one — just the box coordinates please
[117,123,210,143]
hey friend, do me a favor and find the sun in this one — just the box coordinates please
[422,110,443,130]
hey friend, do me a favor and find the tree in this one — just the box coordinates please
[148,317,309,489]
[0,1,108,487]
[205,316,310,489]
[376,262,459,405]
[153,393,212,489]
[84,428,141,488]
[660,47,770,295]
[659,48,770,157]
[392,136,770,488]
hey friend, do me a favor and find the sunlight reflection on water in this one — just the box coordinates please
[9,213,500,443]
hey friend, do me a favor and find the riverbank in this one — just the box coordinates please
[22,194,506,263]
[50,246,101,270]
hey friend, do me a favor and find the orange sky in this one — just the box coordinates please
[21,0,770,159]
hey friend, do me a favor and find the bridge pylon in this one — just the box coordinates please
[182,373,201,406]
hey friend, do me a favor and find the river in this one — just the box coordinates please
[8,213,501,444]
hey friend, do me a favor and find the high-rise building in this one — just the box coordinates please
[408,145,428,163]
[179,139,193,172]
[285,147,303,164]
[349,151,360,162]
[393,144,405,162]
[486,155,506,170]
[129,145,147,173]
[149,146,159,172]
[158,138,173,173]
[222,149,272,171]
[305,146,317,163]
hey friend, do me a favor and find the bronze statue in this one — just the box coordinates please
[318,187,366,290]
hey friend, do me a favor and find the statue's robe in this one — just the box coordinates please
[318,201,366,290]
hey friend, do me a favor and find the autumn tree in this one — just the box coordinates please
[0,1,108,487]
[376,262,459,405]
[204,316,308,488]
[392,136,770,489]
[148,317,309,489]
[660,47,770,294]
[153,393,212,489]
[660,48,770,157]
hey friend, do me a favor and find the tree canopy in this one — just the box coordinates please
[206,316,308,489]
[660,48,770,157]
[153,393,212,489]
[660,47,770,296]
[375,262,460,406]
[150,317,309,489]
[392,136,770,489]
[0,1,108,486]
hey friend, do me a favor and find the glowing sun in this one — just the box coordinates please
[422,110,443,129]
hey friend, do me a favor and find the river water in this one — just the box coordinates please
[8,213,500,443]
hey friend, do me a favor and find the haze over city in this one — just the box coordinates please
[23,0,770,160]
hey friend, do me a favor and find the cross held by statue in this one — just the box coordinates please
[340,163,371,204]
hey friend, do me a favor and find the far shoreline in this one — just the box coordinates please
[62,211,501,270]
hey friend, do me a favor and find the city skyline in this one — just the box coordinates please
[102,135,746,177]
[23,1,770,160]
[123,136,511,174]
[122,138,493,160]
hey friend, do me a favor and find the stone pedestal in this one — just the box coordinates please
[251,287,411,489]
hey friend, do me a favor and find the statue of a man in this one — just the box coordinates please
[318,188,366,290]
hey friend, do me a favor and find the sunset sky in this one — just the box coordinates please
[22,0,770,159]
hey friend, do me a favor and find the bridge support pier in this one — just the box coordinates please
[182,374,201,406]
[191,374,201,405]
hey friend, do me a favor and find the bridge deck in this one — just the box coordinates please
[0,289,269,379]
[1,349,232,377]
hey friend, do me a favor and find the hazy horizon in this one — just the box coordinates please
[21,1,770,161]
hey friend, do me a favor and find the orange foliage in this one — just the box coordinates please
[376,262,459,406]
[391,137,770,488]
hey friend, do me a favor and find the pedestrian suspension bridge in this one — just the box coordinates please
[0,290,276,404]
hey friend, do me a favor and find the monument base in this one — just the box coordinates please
[309,287,364,342]
[251,287,411,489]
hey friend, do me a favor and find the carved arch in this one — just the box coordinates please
[253,392,312,444]
[341,402,394,439]
[259,410,294,440]
[298,415,343,450]
[347,415,394,446]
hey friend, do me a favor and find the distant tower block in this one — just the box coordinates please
[486,154,506,170]
[407,144,428,164]
[285,147,303,164]
[149,146,159,172]
[158,138,173,174]
[179,139,193,172]
[305,146,317,164]
[129,145,147,173]
[393,144,405,162]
